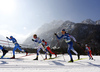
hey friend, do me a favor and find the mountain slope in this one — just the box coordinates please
[23,19,100,55]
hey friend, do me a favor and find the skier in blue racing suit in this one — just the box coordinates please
[6,36,28,59]
[55,29,80,62]
[0,45,8,58]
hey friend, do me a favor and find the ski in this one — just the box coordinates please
[0,58,10,59]
[68,58,88,63]
[17,53,35,58]
[44,56,60,60]
[44,57,57,60]
[0,53,36,59]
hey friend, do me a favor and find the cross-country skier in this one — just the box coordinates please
[85,44,93,60]
[54,29,80,62]
[32,34,47,60]
[0,45,8,58]
[6,36,28,59]
[42,39,57,58]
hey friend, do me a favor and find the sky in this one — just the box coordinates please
[0,0,100,43]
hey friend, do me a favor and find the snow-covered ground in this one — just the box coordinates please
[0,51,100,72]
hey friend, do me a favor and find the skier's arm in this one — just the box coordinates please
[32,39,38,42]
[55,33,63,39]
[6,37,12,41]
[69,35,76,42]
[44,42,47,46]
[34,39,38,42]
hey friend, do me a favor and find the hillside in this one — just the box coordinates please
[23,19,100,55]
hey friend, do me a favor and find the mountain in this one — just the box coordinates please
[0,34,7,46]
[81,19,96,24]
[51,23,100,55]
[96,20,100,24]
[23,20,64,48]
[36,20,64,35]
[23,19,100,55]
[81,19,100,25]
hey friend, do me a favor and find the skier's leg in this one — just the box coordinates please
[1,49,8,58]
[41,46,48,59]
[89,51,93,59]
[47,46,55,54]
[34,46,41,60]
[46,47,52,58]
[16,44,23,51]
[17,44,28,56]
[71,47,80,59]
[71,48,78,55]
[47,46,57,57]
[87,51,91,59]
[67,44,73,62]
[11,46,17,58]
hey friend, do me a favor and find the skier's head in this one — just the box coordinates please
[42,39,45,42]
[61,29,66,35]
[33,34,37,39]
[10,36,13,39]
[85,44,88,47]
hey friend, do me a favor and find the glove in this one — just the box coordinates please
[32,39,34,41]
[19,45,21,47]
[54,33,57,36]
[6,37,9,39]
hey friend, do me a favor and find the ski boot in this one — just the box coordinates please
[69,58,74,62]
[49,53,52,59]
[34,57,38,60]
[91,57,93,60]
[25,50,28,56]
[77,54,80,60]
[44,56,47,60]
[44,58,47,60]
[55,54,57,58]
[10,55,15,59]
[89,57,93,60]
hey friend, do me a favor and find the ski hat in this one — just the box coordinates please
[85,44,87,46]
[33,34,37,37]
[42,39,45,42]
[10,36,13,38]
[62,29,66,31]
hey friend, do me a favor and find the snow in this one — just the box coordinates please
[81,19,96,24]
[96,20,100,24]
[0,51,100,72]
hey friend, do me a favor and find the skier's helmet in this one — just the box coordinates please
[10,36,13,39]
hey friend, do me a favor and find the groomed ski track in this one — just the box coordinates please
[0,52,100,72]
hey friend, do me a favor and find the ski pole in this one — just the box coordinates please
[76,42,87,54]
[7,39,10,48]
[62,53,65,61]
[55,34,66,61]
[40,53,44,60]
